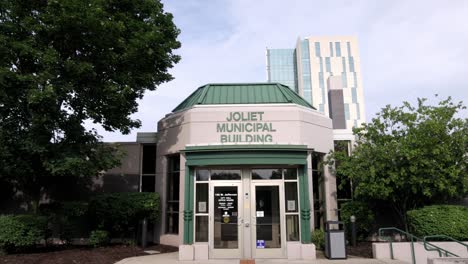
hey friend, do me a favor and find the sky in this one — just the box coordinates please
[95,0,468,142]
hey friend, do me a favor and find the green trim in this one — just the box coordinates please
[183,166,194,244]
[186,151,307,166]
[299,164,312,243]
[183,147,309,244]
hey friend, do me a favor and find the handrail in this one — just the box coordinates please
[378,227,460,264]
[423,235,468,256]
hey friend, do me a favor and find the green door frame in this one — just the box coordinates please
[182,145,311,244]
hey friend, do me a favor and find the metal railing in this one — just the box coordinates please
[378,227,460,264]
[423,235,468,257]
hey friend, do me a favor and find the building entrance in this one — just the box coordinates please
[195,168,299,259]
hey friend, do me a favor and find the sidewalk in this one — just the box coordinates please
[115,252,408,264]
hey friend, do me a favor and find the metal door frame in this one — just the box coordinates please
[209,181,243,259]
[250,181,287,258]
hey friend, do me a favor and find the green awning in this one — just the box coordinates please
[184,144,309,166]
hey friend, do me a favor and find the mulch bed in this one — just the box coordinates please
[0,244,178,264]
[1,242,373,263]
[347,242,373,258]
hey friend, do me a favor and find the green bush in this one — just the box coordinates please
[407,205,468,240]
[42,201,89,242]
[311,229,325,249]
[0,215,47,253]
[88,192,160,237]
[89,230,109,247]
[340,201,375,241]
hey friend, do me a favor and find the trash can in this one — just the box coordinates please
[324,221,347,259]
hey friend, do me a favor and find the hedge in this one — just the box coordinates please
[407,205,468,240]
[311,229,325,249]
[88,192,160,237]
[0,215,47,253]
[89,230,110,247]
[340,201,375,241]
[41,201,89,242]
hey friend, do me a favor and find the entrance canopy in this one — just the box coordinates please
[184,144,310,166]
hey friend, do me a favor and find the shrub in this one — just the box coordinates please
[311,229,325,249]
[89,230,109,247]
[42,201,89,242]
[0,215,47,253]
[407,205,468,241]
[88,192,160,237]
[340,201,375,241]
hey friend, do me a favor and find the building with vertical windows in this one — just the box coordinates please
[267,36,366,141]
[101,83,339,260]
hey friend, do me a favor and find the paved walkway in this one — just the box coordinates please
[115,252,408,264]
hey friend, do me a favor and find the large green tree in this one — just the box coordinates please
[0,0,180,211]
[328,97,467,229]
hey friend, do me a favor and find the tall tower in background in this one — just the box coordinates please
[267,36,366,141]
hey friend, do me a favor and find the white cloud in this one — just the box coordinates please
[91,0,468,141]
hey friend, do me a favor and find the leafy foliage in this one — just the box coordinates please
[0,215,47,253]
[41,201,89,242]
[407,205,468,241]
[0,0,180,210]
[89,230,109,248]
[340,201,375,241]
[328,97,468,228]
[311,229,325,249]
[88,192,160,237]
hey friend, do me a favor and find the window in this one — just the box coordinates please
[195,181,208,242]
[353,72,358,87]
[334,141,353,220]
[335,42,341,57]
[166,155,180,234]
[311,152,325,229]
[347,42,352,56]
[344,103,350,120]
[141,145,156,192]
[283,168,299,241]
[319,104,324,113]
[341,57,347,72]
[349,57,355,72]
[325,57,331,72]
[329,42,334,57]
[318,72,324,88]
[356,103,361,119]
[252,169,282,180]
[341,72,348,88]
[314,42,321,57]
[142,145,156,174]
[351,87,358,103]
[211,169,241,180]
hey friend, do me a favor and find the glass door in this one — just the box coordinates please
[251,182,286,258]
[209,182,242,258]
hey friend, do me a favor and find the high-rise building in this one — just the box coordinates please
[267,36,366,140]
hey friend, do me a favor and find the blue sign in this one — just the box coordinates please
[256,240,265,248]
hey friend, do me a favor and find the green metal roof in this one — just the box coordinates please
[172,83,316,112]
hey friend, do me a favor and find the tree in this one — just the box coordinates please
[0,0,180,212]
[328,97,468,230]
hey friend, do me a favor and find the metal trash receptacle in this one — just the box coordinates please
[324,221,347,259]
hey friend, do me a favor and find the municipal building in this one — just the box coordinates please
[109,83,340,260]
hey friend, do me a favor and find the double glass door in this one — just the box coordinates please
[206,169,289,259]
